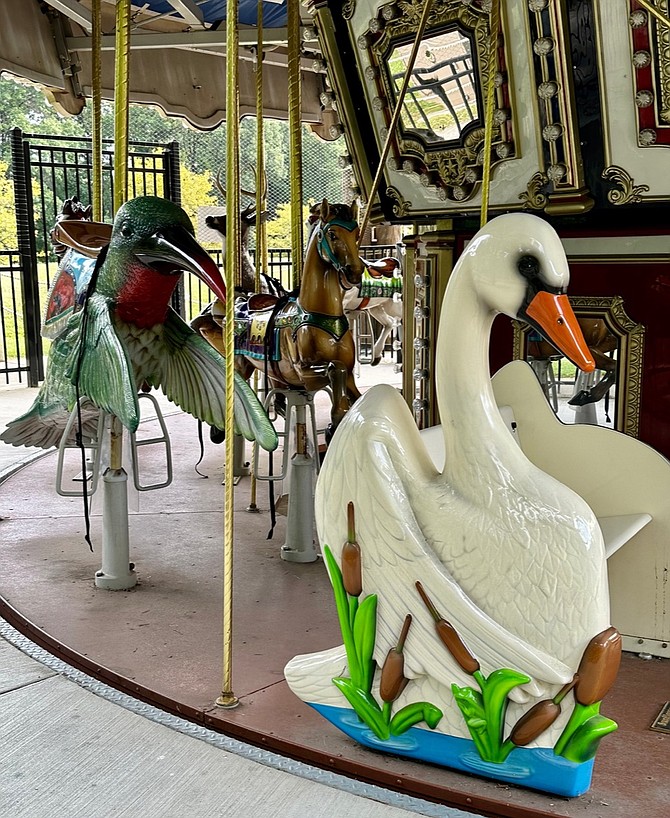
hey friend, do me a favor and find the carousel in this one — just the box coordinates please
[1,1,669,817]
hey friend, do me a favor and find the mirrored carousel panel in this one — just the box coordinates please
[513,297,645,438]
[309,0,595,219]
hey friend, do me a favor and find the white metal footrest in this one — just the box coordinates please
[55,400,105,497]
[130,392,173,491]
[253,388,322,482]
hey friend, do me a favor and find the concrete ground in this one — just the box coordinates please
[0,378,473,818]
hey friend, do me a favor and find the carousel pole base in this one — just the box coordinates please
[95,467,137,590]
[281,453,318,564]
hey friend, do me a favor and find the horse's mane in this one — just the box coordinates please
[324,203,355,223]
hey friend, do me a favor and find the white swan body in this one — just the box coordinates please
[285,214,615,794]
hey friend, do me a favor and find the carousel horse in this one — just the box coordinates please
[527,317,617,410]
[194,198,365,439]
[342,263,402,366]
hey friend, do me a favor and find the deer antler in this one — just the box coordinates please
[215,165,268,200]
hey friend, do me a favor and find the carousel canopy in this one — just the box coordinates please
[2,0,328,130]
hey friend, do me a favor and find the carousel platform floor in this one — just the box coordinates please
[0,377,668,818]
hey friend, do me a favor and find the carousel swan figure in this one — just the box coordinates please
[285,214,620,796]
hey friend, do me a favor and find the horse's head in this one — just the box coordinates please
[314,198,364,290]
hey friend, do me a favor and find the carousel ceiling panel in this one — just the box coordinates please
[595,0,670,204]
[4,0,327,129]
[311,0,595,221]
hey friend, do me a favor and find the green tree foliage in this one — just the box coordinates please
[0,160,17,249]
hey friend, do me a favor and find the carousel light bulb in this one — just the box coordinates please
[302,25,318,41]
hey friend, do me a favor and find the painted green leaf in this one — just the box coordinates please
[323,546,361,682]
[332,677,390,740]
[353,594,377,691]
[559,715,618,763]
[390,702,443,735]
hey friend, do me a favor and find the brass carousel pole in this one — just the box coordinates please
[217,0,241,709]
[287,0,303,288]
[113,0,131,215]
[480,0,501,228]
[357,0,436,246]
[91,0,103,221]
[95,0,135,590]
[247,0,266,514]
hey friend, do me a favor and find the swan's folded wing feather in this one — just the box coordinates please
[316,385,573,691]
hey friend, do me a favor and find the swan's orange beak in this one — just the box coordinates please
[525,292,595,372]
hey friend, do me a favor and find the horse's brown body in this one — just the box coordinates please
[528,317,618,406]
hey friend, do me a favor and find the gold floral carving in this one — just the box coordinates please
[385,186,411,218]
[602,165,650,204]
[342,0,356,20]
[518,172,549,210]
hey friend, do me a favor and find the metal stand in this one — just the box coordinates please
[55,393,173,590]
[233,433,250,481]
[254,388,321,563]
[95,463,136,589]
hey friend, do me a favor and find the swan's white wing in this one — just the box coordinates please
[316,385,573,694]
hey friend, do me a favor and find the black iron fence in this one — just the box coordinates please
[1,127,402,385]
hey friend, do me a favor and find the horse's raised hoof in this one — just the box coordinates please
[568,389,596,407]
[210,425,226,444]
[371,356,381,367]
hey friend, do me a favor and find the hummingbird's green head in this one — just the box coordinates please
[109,196,227,304]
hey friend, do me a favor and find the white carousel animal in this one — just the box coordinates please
[285,213,613,751]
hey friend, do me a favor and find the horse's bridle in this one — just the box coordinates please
[315,217,359,288]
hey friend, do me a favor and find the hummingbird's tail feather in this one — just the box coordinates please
[1,398,100,450]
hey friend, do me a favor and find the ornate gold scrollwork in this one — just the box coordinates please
[385,186,411,217]
[519,171,549,210]
[342,0,356,21]
[602,165,650,204]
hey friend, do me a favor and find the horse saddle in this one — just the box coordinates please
[365,256,401,279]
[50,219,113,258]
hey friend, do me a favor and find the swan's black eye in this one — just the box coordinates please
[518,255,540,278]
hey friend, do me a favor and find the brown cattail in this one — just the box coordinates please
[415,581,480,674]
[341,501,362,597]
[509,700,561,746]
[509,675,577,747]
[574,627,622,705]
[379,614,412,702]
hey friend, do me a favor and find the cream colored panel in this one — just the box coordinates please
[595,0,670,201]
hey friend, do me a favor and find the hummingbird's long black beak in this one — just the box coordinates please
[135,225,227,304]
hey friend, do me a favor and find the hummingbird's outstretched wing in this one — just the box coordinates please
[64,292,140,432]
[149,308,278,452]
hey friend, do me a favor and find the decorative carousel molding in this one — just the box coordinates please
[385,185,411,217]
[602,165,651,204]
[357,0,514,203]
[519,171,549,209]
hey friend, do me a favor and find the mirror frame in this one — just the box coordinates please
[512,296,645,438]
[361,0,515,202]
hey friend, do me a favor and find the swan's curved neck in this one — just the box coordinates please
[435,274,523,491]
